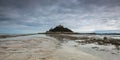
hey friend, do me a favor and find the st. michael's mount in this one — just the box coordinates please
[46,25,73,34]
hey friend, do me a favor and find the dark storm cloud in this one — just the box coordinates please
[0,0,120,33]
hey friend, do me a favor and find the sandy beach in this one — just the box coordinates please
[0,34,120,60]
[0,34,103,60]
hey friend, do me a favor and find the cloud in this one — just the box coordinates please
[0,0,120,33]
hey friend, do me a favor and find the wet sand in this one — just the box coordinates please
[45,44,101,60]
[0,34,102,60]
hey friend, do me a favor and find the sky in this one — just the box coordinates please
[0,0,120,34]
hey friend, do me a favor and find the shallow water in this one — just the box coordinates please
[0,34,120,60]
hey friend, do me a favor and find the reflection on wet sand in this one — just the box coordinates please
[47,34,120,53]
[46,34,102,60]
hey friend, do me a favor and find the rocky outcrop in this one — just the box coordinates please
[46,25,73,33]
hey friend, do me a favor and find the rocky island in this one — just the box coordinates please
[46,25,73,34]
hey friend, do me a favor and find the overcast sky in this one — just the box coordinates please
[0,0,120,34]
